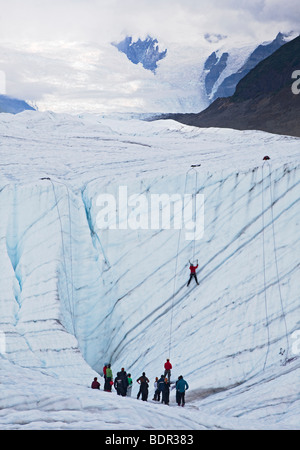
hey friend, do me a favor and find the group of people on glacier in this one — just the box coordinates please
[91,358,189,407]
[90,258,197,406]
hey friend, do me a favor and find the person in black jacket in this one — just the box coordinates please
[136,372,149,401]
[157,374,165,401]
[161,378,171,405]
[115,368,129,396]
[153,377,160,401]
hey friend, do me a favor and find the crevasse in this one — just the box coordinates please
[1,164,299,393]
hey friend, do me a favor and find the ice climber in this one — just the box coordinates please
[187,260,199,286]
[136,372,149,401]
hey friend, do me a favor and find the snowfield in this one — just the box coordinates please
[0,111,299,430]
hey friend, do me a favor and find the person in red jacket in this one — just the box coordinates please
[91,377,100,389]
[187,260,199,286]
[164,359,172,382]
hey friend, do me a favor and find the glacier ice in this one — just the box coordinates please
[0,111,299,429]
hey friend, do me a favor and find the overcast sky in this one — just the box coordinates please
[0,0,299,113]
[1,0,299,44]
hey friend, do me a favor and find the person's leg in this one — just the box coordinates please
[182,392,185,406]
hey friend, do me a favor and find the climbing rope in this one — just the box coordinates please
[168,165,200,359]
[266,163,290,365]
[41,177,76,336]
[260,159,290,369]
[191,169,199,263]
[261,163,271,370]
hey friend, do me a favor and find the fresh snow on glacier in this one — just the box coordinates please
[0,110,299,430]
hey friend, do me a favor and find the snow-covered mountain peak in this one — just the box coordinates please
[112,36,167,73]
[2,31,297,115]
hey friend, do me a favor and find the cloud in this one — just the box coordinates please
[0,0,298,45]
[0,0,299,113]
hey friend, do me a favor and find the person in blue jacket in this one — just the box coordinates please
[176,375,189,406]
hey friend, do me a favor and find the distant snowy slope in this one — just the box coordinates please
[0,111,299,429]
